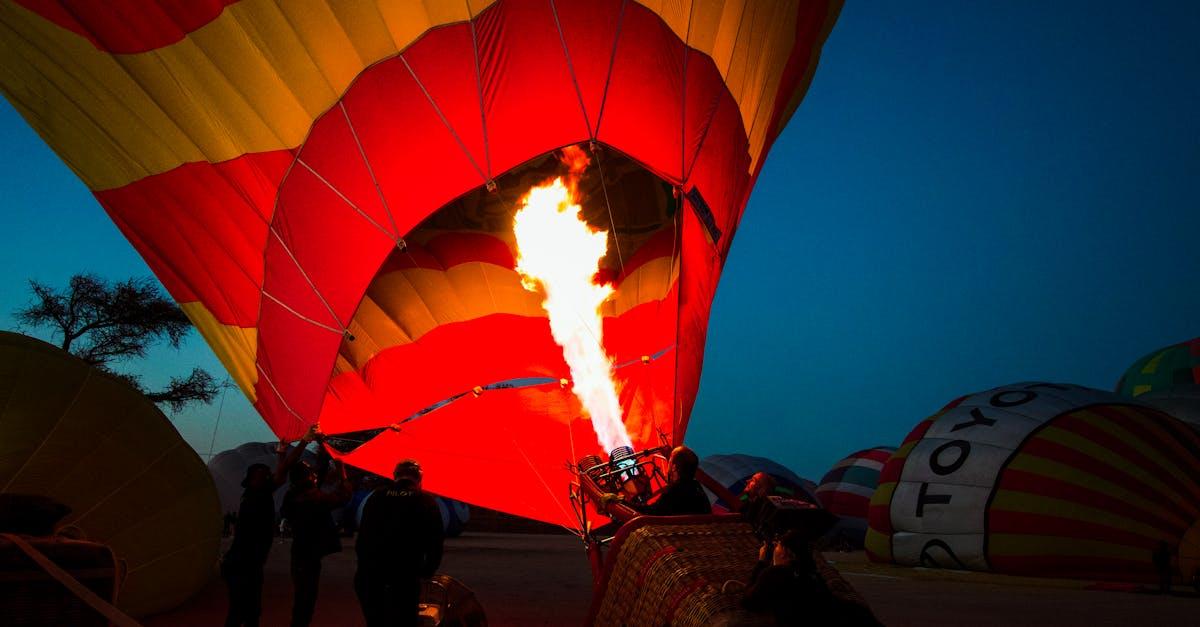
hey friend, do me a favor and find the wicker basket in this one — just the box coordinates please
[589,516,876,626]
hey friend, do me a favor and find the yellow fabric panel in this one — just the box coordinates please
[0,0,498,190]
[988,533,1152,562]
[0,332,220,617]
[180,302,258,402]
[1,0,824,190]
[606,257,678,317]
[1142,352,1164,374]
[339,258,677,374]
[637,0,803,170]
[1133,384,1152,396]
[1038,425,1186,509]
[990,490,1170,545]
[1078,407,1200,502]
[863,480,896,561]
[1005,454,1189,529]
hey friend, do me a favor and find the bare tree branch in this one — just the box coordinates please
[15,274,217,412]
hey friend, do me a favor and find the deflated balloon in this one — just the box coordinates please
[0,332,220,616]
[866,382,1200,583]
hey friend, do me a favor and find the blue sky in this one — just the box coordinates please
[1,1,1197,481]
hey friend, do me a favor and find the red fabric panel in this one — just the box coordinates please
[593,1,684,182]
[293,110,399,239]
[476,0,591,177]
[550,0,623,135]
[671,200,720,441]
[339,56,487,236]
[15,0,236,53]
[995,470,1185,538]
[255,295,342,430]
[339,385,603,528]
[424,232,515,270]
[989,511,1175,554]
[819,491,870,520]
[402,23,490,179]
[269,164,396,322]
[320,289,677,437]
[96,151,291,326]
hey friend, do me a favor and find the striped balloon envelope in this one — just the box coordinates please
[866,382,1200,583]
[816,446,896,520]
[0,1,841,527]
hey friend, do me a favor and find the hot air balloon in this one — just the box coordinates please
[816,446,895,547]
[699,453,818,511]
[0,0,840,527]
[0,332,220,617]
[1116,337,1200,397]
[866,382,1200,584]
[1116,338,1200,428]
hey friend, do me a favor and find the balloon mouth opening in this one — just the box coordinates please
[320,146,682,454]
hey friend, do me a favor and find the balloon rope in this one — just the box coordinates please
[549,0,595,137]
[206,379,231,460]
[592,146,626,276]
[339,102,402,237]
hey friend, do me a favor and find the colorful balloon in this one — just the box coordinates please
[1116,337,1200,397]
[866,382,1200,583]
[0,332,220,616]
[816,446,895,546]
[0,0,840,526]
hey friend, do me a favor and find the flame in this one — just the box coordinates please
[513,149,632,452]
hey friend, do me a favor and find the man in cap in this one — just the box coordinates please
[355,459,445,627]
[221,426,315,627]
[280,434,352,627]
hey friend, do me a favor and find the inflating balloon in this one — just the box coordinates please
[0,332,220,617]
[0,0,840,526]
[866,382,1200,583]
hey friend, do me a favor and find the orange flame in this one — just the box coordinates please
[512,146,631,453]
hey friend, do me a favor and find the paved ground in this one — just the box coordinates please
[145,535,1197,626]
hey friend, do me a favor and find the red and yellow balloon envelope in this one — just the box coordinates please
[867,383,1200,584]
[0,0,841,527]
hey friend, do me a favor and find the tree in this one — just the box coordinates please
[15,274,219,410]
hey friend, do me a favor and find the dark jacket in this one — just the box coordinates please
[224,486,276,568]
[355,484,444,577]
[282,485,349,561]
[637,478,712,516]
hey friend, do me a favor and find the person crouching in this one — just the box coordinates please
[355,460,445,627]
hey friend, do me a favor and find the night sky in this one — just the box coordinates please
[1,1,1196,481]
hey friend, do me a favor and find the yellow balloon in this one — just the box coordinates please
[0,332,219,617]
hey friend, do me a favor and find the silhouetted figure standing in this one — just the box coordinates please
[281,435,351,627]
[355,460,444,627]
[221,428,314,627]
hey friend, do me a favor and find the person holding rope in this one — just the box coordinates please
[280,430,352,627]
[220,426,315,627]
